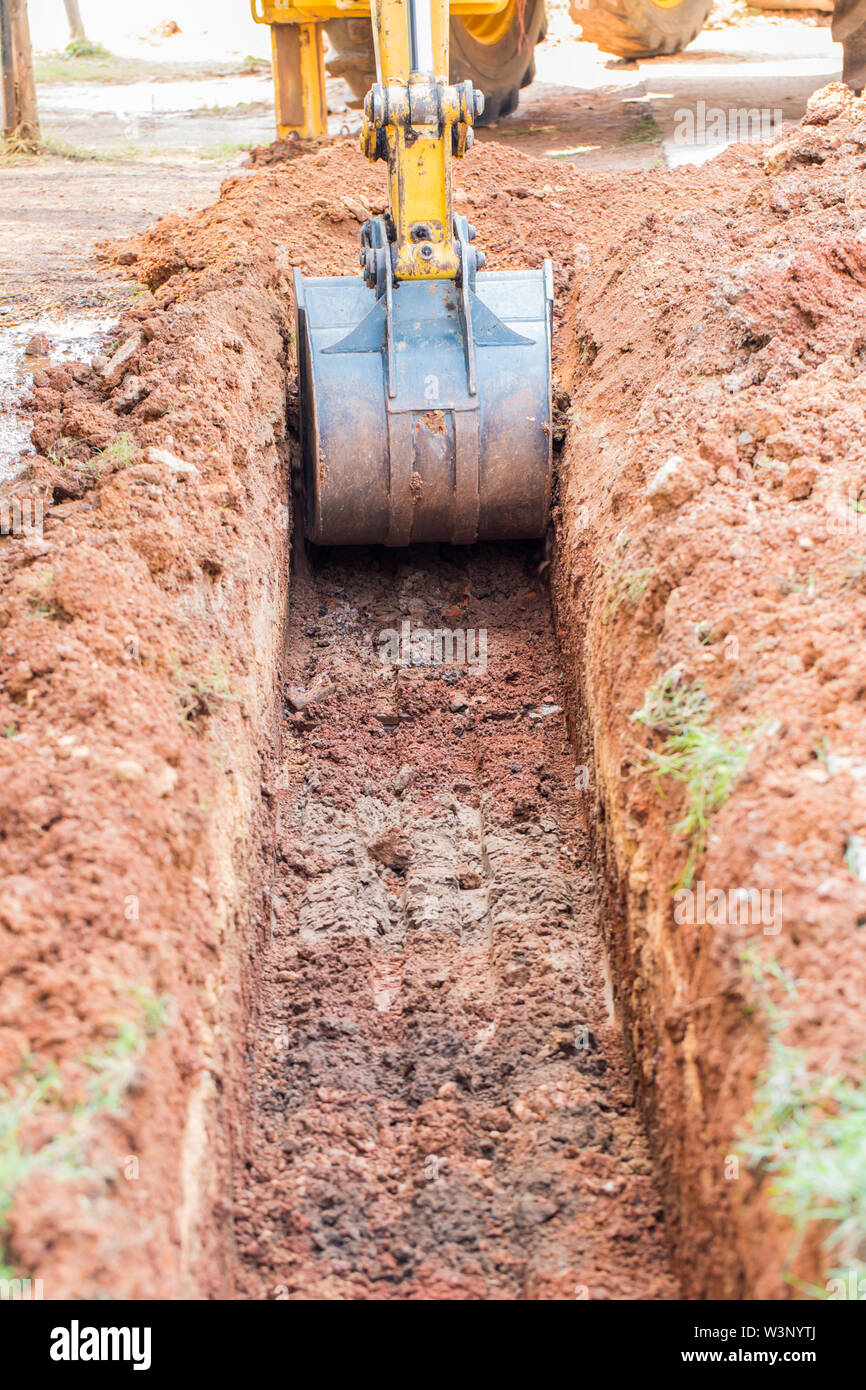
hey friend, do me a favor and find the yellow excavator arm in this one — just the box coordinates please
[250,0,511,140]
[360,0,484,281]
[289,0,553,548]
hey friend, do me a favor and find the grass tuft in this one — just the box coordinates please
[85,433,137,475]
[0,992,171,1273]
[739,947,866,1295]
[23,566,55,617]
[603,532,652,621]
[64,40,111,59]
[169,656,240,725]
[632,668,750,887]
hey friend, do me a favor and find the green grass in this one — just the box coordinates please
[619,115,662,147]
[34,49,271,86]
[604,532,652,621]
[170,657,241,725]
[0,992,170,1273]
[197,141,254,162]
[1,137,149,164]
[190,101,269,119]
[0,134,40,158]
[739,948,866,1295]
[606,565,651,620]
[64,39,111,59]
[778,567,816,599]
[632,669,750,887]
[23,566,55,617]
[85,433,137,476]
[2,133,253,166]
[34,46,131,84]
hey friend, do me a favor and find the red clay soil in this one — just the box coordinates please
[0,191,294,1297]
[1,85,864,1298]
[232,546,675,1300]
[552,83,866,1296]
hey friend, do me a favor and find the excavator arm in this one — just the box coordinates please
[292,0,553,547]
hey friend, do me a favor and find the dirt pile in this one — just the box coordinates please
[552,83,866,1296]
[0,175,294,1297]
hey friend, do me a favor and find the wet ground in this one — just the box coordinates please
[30,11,842,169]
[0,8,843,474]
[0,316,112,476]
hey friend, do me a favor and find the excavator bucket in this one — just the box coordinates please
[295,250,553,546]
[294,0,553,547]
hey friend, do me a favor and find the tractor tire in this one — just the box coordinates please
[324,0,547,125]
[833,0,866,94]
[572,0,713,58]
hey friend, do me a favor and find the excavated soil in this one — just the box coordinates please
[233,547,674,1299]
[552,83,866,1296]
[1,83,865,1298]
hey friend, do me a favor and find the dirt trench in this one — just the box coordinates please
[232,545,675,1299]
[3,84,866,1300]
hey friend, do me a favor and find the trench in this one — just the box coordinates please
[8,86,866,1300]
[230,538,677,1300]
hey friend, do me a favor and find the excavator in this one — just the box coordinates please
[255,0,865,546]
[290,0,553,546]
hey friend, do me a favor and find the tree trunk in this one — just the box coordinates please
[0,0,39,144]
[0,1,15,137]
[62,0,86,43]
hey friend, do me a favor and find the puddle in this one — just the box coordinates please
[37,72,362,151]
[0,315,115,480]
[39,73,273,116]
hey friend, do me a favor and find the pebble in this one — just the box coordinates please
[115,374,147,409]
[528,703,562,721]
[114,759,146,782]
[152,763,178,797]
[372,708,400,727]
[24,333,49,356]
[286,683,335,711]
[100,331,142,387]
[393,764,414,794]
[143,446,200,478]
[646,454,701,513]
[762,142,791,175]
[513,1194,559,1228]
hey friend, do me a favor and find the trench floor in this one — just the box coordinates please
[232,542,677,1300]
